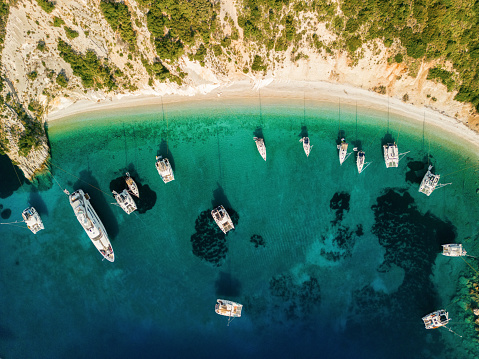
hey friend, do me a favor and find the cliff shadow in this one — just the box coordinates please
[381,133,395,146]
[215,272,242,298]
[0,154,26,199]
[352,139,363,152]
[28,188,48,216]
[109,164,156,214]
[74,170,119,240]
[406,156,431,184]
[157,138,175,172]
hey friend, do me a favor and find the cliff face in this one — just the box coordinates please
[1,0,478,180]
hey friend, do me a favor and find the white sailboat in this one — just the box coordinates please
[422,310,450,329]
[253,137,266,161]
[442,244,468,257]
[299,137,312,157]
[69,189,114,262]
[383,142,409,168]
[418,165,451,196]
[112,189,137,215]
[337,138,351,165]
[215,299,243,325]
[354,149,369,174]
[125,172,139,198]
[22,207,44,234]
[211,205,234,234]
[155,156,175,183]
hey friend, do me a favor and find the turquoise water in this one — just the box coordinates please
[1,99,479,358]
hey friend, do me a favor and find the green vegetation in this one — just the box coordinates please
[145,0,217,61]
[428,67,455,92]
[251,55,267,72]
[27,71,38,81]
[37,40,47,52]
[57,39,117,90]
[338,0,479,110]
[56,71,68,88]
[64,26,79,40]
[100,0,137,51]
[53,16,65,27]
[35,0,55,13]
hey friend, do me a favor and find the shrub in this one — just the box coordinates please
[64,26,79,39]
[37,40,47,52]
[36,0,54,14]
[100,0,137,51]
[251,55,267,72]
[56,71,68,87]
[27,71,38,80]
[53,16,65,27]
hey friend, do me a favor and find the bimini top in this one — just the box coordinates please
[442,243,467,257]
[211,205,234,234]
[155,156,175,183]
[422,310,450,329]
[22,206,44,234]
[383,143,399,168]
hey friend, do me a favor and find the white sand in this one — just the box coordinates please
[46,79,479,151]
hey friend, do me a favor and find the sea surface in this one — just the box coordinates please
[1,98,479,358]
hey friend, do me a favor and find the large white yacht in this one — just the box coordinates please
[155,156,175,183]
[442,244,467,257]
[418,165,451,196]
[422,310,450,329]
[253,137,266,161]
[211,205,234,234]
[299,137,312,157]
[113,189,137,215]
[69,189,114,262]
[337,138,350,165]
[125,172,139,198]
[22,207,44,234]
[215,299,243,325]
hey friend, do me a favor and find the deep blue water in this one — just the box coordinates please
[1,99,479,358]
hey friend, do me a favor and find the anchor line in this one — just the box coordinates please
[10,158,26,197]
[0,222,29,230]
[461,256,479,276]
[49,162,115,199]
[442,163,479,178]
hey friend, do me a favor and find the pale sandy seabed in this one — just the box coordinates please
[46,80,479,153]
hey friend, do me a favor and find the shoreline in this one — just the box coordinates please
[46,79,479,151]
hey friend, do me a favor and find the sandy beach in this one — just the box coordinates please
[46,79,479,152]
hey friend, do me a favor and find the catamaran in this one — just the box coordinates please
[155,156,175,183]
[211,205,234,234]
[442,244,467,257]
[125,172,139,198]
[112,189,137,215]
[253,137,266,161]
[215,299,243,325]
[22,207,44,234]
[418,165,451,196]
[299,137,312,157]
[422,310,450,329]
[337,138,351,165]
[69,189,114,262]
[383,142,409,168]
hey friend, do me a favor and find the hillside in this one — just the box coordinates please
[1,0,479,179]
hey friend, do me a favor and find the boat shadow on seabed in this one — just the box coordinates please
[157,138,175,172]
[74,170,119,240]
[109,164,157,214]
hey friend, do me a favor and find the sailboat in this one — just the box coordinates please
[215,299,243,325]
[337,138,351,165]
[253,137,266,161]
[112,189,137,214]
[211,205,235,234]
[383,142,409,168]
[155,156,175,183]
[299,137,312,157]
[22,207,44,234]
[125,172,139,198]
[418,165,451,196]
[442,244,468,257]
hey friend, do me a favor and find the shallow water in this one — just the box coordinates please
[1,99,479,358]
